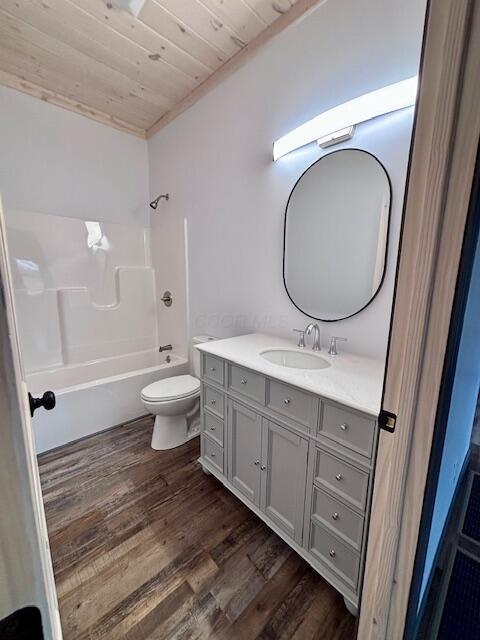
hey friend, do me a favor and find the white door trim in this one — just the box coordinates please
[358,0,480,637]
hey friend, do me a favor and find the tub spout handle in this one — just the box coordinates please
[161,291,173,307]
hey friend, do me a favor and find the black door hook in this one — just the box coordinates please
[28,391,56,417]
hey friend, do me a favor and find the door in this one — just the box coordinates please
[228,399,262,505]
[358,1,480,637]
[260,419,308,543]
[0,198,61,638]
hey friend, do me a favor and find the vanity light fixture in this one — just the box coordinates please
[273,76,418,160]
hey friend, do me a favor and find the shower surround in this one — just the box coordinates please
[6,210,187,452]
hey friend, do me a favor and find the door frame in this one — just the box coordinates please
[358,0,480,638]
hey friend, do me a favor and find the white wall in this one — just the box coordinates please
[148,0,426,361]
[0,0,427,366]
[0,86,149,226]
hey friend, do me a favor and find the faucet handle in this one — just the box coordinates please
[328,336,347,356]
[293,329,306,348]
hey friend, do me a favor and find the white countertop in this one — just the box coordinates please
[196,333,384,416]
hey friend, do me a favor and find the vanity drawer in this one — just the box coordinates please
[228,364,266,405]
[203,385,225,418]
[309,521,360,589]
[203,354,225,387]
[267,380,317,430]
[311,486,364,550]
[314,448,369,511]
[320,402,376,458]
[202,411,224,447]
[201,435,224,474]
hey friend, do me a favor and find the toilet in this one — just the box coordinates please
[141,336,216,450]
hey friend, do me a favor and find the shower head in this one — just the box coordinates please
[150,193,170,210]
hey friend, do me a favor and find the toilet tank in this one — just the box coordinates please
[192,335,217,378]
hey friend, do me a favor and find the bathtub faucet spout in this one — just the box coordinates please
[159,344,173,353]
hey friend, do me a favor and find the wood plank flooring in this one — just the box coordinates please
[38,417,356,640]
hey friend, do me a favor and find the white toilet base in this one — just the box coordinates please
[151,414,190,450]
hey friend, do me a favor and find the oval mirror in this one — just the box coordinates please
[283,149,391,321]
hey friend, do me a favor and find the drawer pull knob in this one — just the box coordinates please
[332,512,339,521]
[335,473,343,481]
[340,423,348,431]
[254,460,260,466]
[210,367,216,372]
[241,378,247,385]
[210,399,216,405]
[284,398,291,405]
[329,549,336,558]
[211,452,216,457]
[261,464,266,471]
[209,426,216,431]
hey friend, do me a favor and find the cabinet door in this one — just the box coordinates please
[228,400,262,506]
[260,420,308,543]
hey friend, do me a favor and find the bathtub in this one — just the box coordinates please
[28,350,189,454]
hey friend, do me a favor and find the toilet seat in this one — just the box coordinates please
[141,374,200,403]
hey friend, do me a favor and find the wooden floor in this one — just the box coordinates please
[38,417,356,640]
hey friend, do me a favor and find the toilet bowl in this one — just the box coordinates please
[141,336,216,450]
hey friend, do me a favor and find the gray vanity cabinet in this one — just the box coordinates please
[260,419,308,543]
[227,399,308,538]
[228,399,262,505]
[199,353,377,609]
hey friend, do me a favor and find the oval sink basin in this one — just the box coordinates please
[259,348,331,370]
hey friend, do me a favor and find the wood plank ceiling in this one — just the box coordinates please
[0,0,307,138]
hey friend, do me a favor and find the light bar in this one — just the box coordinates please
[273,76,418,160]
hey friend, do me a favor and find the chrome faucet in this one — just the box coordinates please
[328,336,347,356]
[305,323,321,351]
[293,328,306,348]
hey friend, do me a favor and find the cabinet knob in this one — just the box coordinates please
[284,398,291,405]
[261,464,267,471]
[211,452,216,457]
[210,399,216,405]
[329,549,336,558]
[335,473,343,481]
[210,367,216,372]
[332,512,339,521]
[340,423,348,431]
[254,460,260,466]
[241,378,247,385]
[209,425,216,431]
